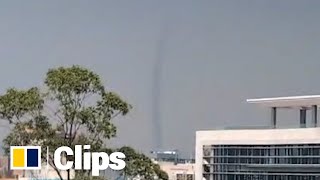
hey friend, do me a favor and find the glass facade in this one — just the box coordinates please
[202,144,320,180]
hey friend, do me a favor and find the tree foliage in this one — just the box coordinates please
[117,146,168,180]
[0,66,167,180]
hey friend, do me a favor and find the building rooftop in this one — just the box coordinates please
[247,95,320,128]
[247,95,320,108]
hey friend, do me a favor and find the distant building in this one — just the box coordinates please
[151,150,179,163]
[156,161,195,180]
[151,150,195,180]
[196,95,320,180]
[151,150,195,164]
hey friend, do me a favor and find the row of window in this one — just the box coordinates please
[204,157,320,164]
[202,144,320,179]
[207,144,320,148]
[204,148,320,157]
[203,174,320,180]
[176,174,194,180]
[204,164,320,173]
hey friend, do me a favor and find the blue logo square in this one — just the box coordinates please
[27,149,39,167]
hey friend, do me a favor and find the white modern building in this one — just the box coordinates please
[195,95,320,180]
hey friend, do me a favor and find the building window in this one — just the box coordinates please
[177,174,194,180]
[202,144,320,179]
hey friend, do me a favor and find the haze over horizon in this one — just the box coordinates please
[1,0,320,157]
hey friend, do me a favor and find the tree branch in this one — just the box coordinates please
[48,155,64,180]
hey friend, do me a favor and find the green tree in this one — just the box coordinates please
[0,66,133,180]
[117,146,168,180]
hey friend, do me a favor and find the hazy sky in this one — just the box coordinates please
[1,1,320,157]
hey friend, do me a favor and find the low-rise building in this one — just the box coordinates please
[157,161,195,180]
[152,150,195,180]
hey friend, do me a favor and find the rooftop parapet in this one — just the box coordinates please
[247,95,320,129]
